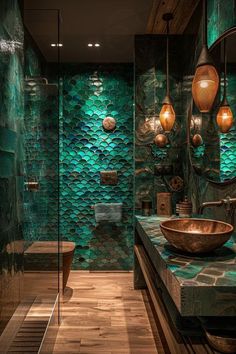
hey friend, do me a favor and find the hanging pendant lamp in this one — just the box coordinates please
[192,0,219,113]
[159,13,176,133]
[216,38,233,133]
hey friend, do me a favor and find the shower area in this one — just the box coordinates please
[23,3,134,273]
[0,0,135,349]
[0,2,62,351]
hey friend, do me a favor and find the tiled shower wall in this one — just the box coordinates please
[60,64,134,270]
[0,0,24,334]
[23,41,59,242]
[0,1,60,334]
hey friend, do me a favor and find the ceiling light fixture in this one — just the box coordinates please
[51,43,63,47]
[216,38,233,133]
[192,0,219,113]
[88,43,101,48]
[159,13,176,133]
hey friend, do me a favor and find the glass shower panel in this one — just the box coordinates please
[23,6,61,320]
[0,0,24,337]
[0,4,61,351]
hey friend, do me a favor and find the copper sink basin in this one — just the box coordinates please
[160,218,233,254]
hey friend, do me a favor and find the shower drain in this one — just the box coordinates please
[7,319,48,353]
[0,296,56,354]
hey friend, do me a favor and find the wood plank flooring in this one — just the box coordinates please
[46,271,163,354]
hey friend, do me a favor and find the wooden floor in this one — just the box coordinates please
[47,271,164,354]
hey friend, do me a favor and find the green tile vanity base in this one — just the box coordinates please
[135,216,236,317]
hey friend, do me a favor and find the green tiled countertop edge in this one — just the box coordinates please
[135,215,236,317]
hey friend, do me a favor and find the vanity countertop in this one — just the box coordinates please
[135,215,236,316]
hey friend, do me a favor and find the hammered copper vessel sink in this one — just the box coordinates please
[205,329,236,353]
[160,218,233,254]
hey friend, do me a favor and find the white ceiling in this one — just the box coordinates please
[24,0,153,63]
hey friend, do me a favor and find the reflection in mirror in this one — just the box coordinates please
[189,28,236,183]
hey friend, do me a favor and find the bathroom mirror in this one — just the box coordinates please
[188,27,236,184]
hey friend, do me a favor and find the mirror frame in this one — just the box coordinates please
[188,26,236,186]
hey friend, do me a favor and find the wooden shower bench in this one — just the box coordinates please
[25,241,75,290]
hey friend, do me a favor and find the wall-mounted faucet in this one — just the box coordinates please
[198,196,236,225]
[198,200,223,214]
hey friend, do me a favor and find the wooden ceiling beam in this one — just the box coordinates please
[146,0,201,34]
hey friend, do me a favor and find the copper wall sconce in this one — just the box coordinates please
[153,133,168,148]
[102,116,116,131]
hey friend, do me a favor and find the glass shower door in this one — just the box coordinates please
[0,4,61,352]
[23,7,62,348]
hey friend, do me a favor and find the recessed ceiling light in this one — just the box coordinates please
[88,43,93,47]
[51,43,63,47]
[94,43,100,47]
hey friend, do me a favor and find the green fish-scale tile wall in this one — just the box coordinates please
[220,66,236,181]
[60,64,134,270]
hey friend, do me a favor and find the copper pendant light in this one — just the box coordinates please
[159,13,176,133]
[216,38,233,133]
[192,0,219,113]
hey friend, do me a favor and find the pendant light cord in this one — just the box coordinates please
[162,12,173,100]
[203,0,207,46]
[223,38,227,99]
[166,19,170,96]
